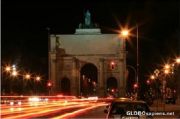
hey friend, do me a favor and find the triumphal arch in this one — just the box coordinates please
[49,11,127,97]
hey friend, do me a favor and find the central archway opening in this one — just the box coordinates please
[80,63,97,96]
[107,77,118,97]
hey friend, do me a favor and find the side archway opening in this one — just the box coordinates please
[106,77,118,97]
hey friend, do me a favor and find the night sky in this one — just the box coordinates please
[2,0,180,81]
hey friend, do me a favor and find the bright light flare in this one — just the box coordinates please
[111,61,115,65]
[47,82,52,87]
[36,76,41,81]
[12,71,18,76]
[164,69,170,74]
[150,75,155,80]
[133,83,138,89]
[10,108,14,112]
[18,101,22,106]
[25,74,31,79]
[10,101,14,106]
[5,66,11,72]
[176,57,180,64]
[87,96,98,100]
[28,97,40,102]
[121,29,129,38]
[164,64,170,69]
[146,80,150,84]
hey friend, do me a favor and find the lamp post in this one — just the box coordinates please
[121,29,129,96]
[121,25,139,98]
[136,24,139,93]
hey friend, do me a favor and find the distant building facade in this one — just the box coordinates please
[48,11,127,97]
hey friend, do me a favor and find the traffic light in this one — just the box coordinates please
[110,61,115,70]
[47,82,52,87]
[111,89,115,93]
[133,83,138,89]
[146,80,150,85]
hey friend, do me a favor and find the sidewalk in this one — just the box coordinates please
[150,99,180,112]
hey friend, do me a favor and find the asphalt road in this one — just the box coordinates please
[1,98,180,119]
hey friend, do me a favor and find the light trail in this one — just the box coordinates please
[1,96,109,119]
[1,101,79,115]
[52,102,107,119]
[1,101,93,119]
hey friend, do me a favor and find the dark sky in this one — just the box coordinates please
[2,0,180,80]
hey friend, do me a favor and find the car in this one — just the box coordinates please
[104,98,152,119]
[165,97,176,104]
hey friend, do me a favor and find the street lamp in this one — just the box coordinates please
[164,69,170,75]
[164,64,170,69]
[120,29,129,96]
[25,74,31,79]
[176,57,180,64]
[35,76,41,81]
[5,66,11,72]
[121,29,129,38]
[150,75,155,80]
[12,71,18,77]
[121,25,139,91]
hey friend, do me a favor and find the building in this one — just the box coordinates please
[49,11,127,97]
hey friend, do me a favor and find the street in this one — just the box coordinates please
[1,97,107,119]
[1,97,180,119]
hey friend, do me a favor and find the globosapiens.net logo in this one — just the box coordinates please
[126,111,175,116]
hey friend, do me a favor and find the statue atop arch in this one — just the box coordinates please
[77,10,100,30]
[84,10,91,27]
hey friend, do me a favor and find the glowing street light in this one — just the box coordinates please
[164,64,170,69]
[150,75,155,80]
[12,65,16,71]
[176,57,180,64]
[5,66,11,72]
[12,71,18,76]
[36,76,41,81]
[164,69,170,74]
[121,29,129,38]
[121,25,139,90]
[25,74,31,79]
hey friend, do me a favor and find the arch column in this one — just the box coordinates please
[98,58,105,97]
[71,58,78,96]
[118,59,126,97]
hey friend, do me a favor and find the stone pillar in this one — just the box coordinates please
[71,57,78,96]
[49,53,57,94]
[98,58,105,97]
[118,60,125,97]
